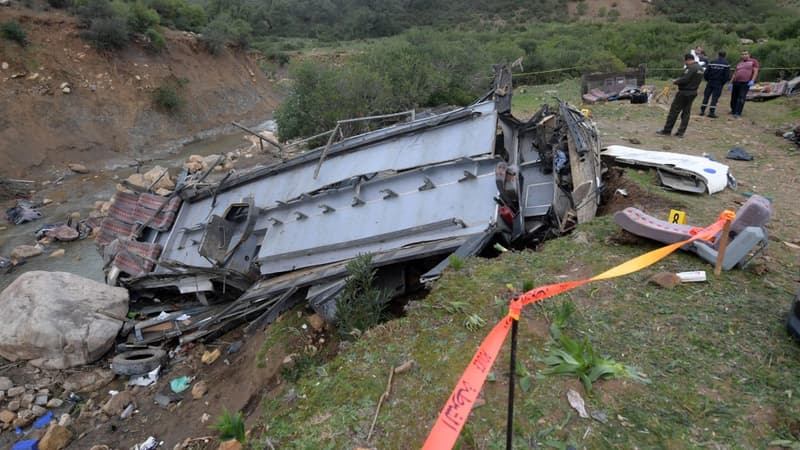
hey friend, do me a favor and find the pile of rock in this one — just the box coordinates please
[0,376,64,431]
[183,154,236,174]
[117,165,176,196]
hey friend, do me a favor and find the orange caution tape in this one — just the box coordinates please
[422,212,733,449]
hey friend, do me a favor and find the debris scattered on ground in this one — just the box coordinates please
[567,388,589,419]
[726,147,754,161]
[201,349,221,365]
[676,270,707,282]
[6,201,43,225]
[169,376,191,394]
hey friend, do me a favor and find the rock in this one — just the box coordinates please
[143,166,175,190]
[282,354,297,369]
[191,380,208,399]
[307,314,325,332]
[42,198,53,205]
[628,137,641,145]
[0,272,129,369]
[49,249,65,258]
[0,410,16,423]
[61,368,115,392]
[89,446,110,450]
[183,160,203,173]
[58,413,71,427]
[68,163,89,174]
[47,225,79,241]
[222,161,234,171]
[62,87,71,94]
[154,188,172,196]
[101,390,133,416]
[125,173,148,189]
[739,38,754,45]
[0,376,12,390]
[46,398,63,408]
[11,244,43,259]
[32,405,47,416]
[39,423,73,450]
[218,440,243,450]
[8,400,20,412]
[7,386,25,397]
[14,409,35,428]
[21,392,34,408]
[1,62,8,70]
[647,272,681,289]
[59,82,69,89]
[35,394,48,406]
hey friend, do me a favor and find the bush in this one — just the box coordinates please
[145,27,165,52]
[153,78,187,113]
[1,20,28,46]
[129,1,160,33]
[334,254,392,340]
[81,16,130,50]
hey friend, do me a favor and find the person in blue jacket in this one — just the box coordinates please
[699,51,731,118]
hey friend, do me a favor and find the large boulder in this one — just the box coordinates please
[0,271,129,369]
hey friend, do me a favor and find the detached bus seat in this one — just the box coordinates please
[613,194,772,270]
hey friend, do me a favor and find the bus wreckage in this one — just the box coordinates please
[96,65,603,344]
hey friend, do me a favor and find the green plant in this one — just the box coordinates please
[607,8,621,22]
[81,16,130,50]
[334,253,392,340]
[211,409,246,443]
[448,254,464,271]
[540,332,650,393]
[1,21,28,46]
[129,1,160,33]
[463,313,486,331]
[152,77,187,113]
[145,27,165,52]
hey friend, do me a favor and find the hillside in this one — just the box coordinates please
[0,7,283,178]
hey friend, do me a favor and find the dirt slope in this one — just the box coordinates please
[0,7,284,178]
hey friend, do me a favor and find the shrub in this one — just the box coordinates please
[153,78,187,113]
[129,1,160,33]
[334,254,392,340]
[607,8,620,22]
[1,20,28,46]
[145,27,165,52]
[81,16,129,50]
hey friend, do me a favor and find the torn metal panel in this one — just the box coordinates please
[602,145,729,194]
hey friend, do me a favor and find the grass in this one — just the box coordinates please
[254,81,800,449]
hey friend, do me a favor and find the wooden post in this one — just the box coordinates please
[714,219,733,275]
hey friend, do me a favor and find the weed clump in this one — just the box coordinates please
[1,20,28,47]
[211,409,246,443]
[541,300,649,393]
[334,253,391,340]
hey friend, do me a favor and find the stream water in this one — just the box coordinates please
[0,122,275,291]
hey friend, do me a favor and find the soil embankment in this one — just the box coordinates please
[0,7,284,178]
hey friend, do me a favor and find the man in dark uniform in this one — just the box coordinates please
[699,51,730,118]
[656,54,704,137]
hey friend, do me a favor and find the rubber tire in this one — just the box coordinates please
[112,349,167,376]
[789,287,800,342]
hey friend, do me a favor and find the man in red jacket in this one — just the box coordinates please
[730,50,759,118]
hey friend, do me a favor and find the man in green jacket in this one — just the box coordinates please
[656,54,705,137]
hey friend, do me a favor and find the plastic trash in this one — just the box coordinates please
[33,411,53,429]
[134,436,159,450]
[170,376,191,393]
[11,439,39,450]
[128,365,160,387]
[676,271,707,282]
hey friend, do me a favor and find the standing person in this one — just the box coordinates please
[730,50,759,117]
[656,54,704,137]
[700,51,730,118]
